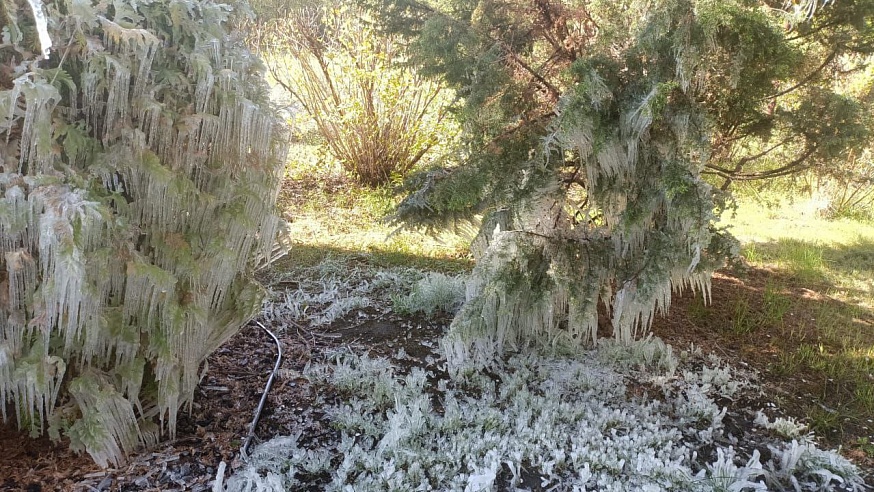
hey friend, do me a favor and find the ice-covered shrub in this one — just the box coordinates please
[0,0,285,466]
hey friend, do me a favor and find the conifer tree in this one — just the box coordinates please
[371,0,873,370]
[0,0,286,466]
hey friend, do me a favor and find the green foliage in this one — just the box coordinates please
[255,0,457,186]
[376,0,786,369]
[0,0,286,467]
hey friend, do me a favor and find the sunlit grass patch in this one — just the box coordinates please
[726,199,874,246]
[277,143,472,273]
[721,199,874,449]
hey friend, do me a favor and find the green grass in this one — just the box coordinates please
[770,351,802,376]
[724,199,874,445]
[856,438,874,458]
[762,282,792,329]
[728,200,874,305]
[276,143,472,273]
[729,295,756,335]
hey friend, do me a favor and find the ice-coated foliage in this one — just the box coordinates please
[387,0,762,371]
[220,338,865,491]
[0,0,286,466]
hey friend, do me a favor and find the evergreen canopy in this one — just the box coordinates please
[372,0,873,369]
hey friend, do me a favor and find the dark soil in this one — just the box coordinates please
[1,267,873,491]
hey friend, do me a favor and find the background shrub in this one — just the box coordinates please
[253,1,457,186]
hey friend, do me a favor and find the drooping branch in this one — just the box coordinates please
[707,145,820,186]
[764,50,838,100]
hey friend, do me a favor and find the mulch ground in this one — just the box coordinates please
[1,267,872,491]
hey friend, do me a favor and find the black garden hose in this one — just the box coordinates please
[241,320,282,458]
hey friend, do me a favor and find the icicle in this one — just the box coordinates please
[81,65,101,130]
[686,244,701,275]
[5,249,37,316]
[192,53,215,114]
[138,98,163,147]
[0,344,13,422]
[236,100,257,163]
[1,184,26,254]
[103,56,131,142]
[98,17,159,99]
[25,0,52,59]
[69,372,142,468]
[622,87,657,169]
[207,38,221,65]
[15,77,61,174]
[123,260,177,330]
[9,344,66,435]
[595,141,626,183]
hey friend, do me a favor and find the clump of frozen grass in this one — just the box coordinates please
[597,335,679,377]
[766,440,864,491]
[263,279,372,326]
[683,355,747,398]
[697,447,767,491]
[260,259,423,326]
[393,272,466,317]
[305,349,399,409]
[220,341,865,492]
[754,412,812,441]
[219,433,333,491]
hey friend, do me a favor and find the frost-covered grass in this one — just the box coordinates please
[261,259,424,326]
[218,339,865,491]
[392,272,467,318]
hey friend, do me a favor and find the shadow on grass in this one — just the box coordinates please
[264,241,474,275]
[824,237,874,275]
[655,260,874,448]
[743,236,874,293]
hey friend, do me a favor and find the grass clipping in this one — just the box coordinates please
[217,338,864,491]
